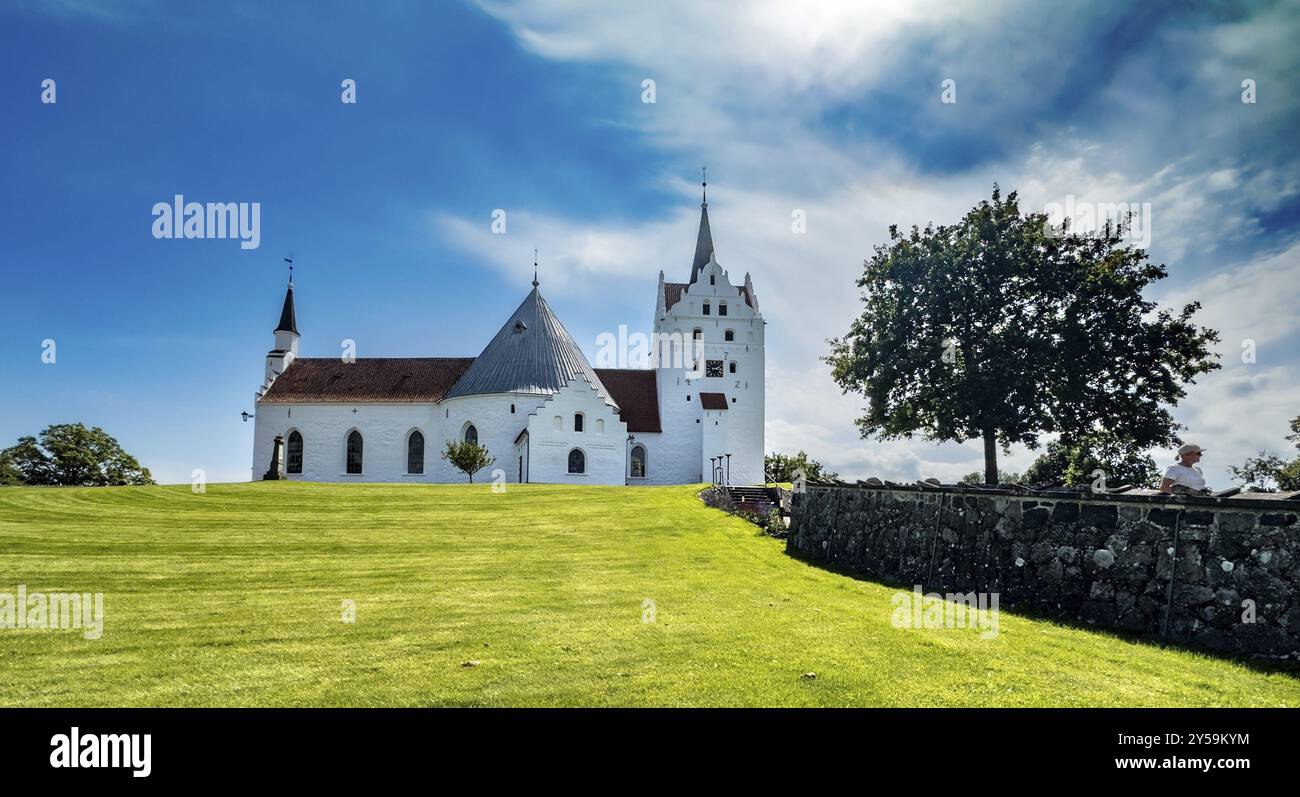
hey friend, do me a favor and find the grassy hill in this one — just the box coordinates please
[0,481,1296,707]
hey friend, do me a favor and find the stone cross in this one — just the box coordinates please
[263,434,285,480]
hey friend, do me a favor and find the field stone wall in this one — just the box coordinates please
[787,485,1300,657]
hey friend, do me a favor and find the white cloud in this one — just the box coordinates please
[449,1,1299,486]
[432,208,692,296]
[481,0,951,95]
[1158,238,1300,350]
[1163,363,1298,487]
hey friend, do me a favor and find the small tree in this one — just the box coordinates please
[1276,460,1300,492]
[960,470,1024,485]
[1230,451,1287,493]
[1275,416,1300,491]
[764,451,838,483]
[442,440,494,484]
[1231,419,1300,493]
[1021,433,1160,489]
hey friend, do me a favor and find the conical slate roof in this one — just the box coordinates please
[443,287,617,407]
[689,201,714,284]
[275,284,298,334]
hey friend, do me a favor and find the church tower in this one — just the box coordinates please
[652,176,765,485]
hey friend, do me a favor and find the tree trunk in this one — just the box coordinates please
[983,428,998,485]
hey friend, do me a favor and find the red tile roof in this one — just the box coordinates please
[259,358,475,404]
[663,281,688,311]
[662,281,753,312]
[699,392,729,410]
[593,368,662,432]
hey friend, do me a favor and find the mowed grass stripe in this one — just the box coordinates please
[0,481,1296,707]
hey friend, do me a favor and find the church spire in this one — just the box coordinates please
[264,255,300,388]
[689,167,714,284]
[275,255,298,334]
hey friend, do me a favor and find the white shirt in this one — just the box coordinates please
[1163,463,1206,491]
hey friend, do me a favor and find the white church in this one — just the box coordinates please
[250,189,766,486]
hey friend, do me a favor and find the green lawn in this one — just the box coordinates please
[0,481,1296,707]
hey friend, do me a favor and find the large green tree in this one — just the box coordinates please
[0,447,31,485]
[0,424,153,486]
[826,186,1220,484]
[1,436,54,485]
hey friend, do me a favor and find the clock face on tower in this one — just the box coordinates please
[705,359,723,378]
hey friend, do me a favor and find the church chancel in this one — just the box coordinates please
[250,189,765,486]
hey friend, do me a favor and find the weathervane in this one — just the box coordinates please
[284,252,294,287]
[532,248,539,288]
[701,165,707,206]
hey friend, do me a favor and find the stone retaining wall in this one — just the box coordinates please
[787,484,1300,657]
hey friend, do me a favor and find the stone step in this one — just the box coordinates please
[725,486,779,513]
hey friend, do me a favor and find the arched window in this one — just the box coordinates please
[724,329,734,342]
[574,413,584,433]
[286,430,303,474]
[346,430,363,474]
[630,445,646,478]
[693,328,703,340]
[729,361,737,374]
[703,301,711,315]
[463,424,478,445]
[407,430,424,475]
[719,301,728,316]
[595,418,604,434]
[568,448,585,474]
[553,415,563,431]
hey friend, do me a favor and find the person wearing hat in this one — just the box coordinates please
[1159,444,1210,494]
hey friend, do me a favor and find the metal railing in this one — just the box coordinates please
[709,454,732,488]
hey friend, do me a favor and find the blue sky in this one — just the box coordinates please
[2,0,1298,486]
